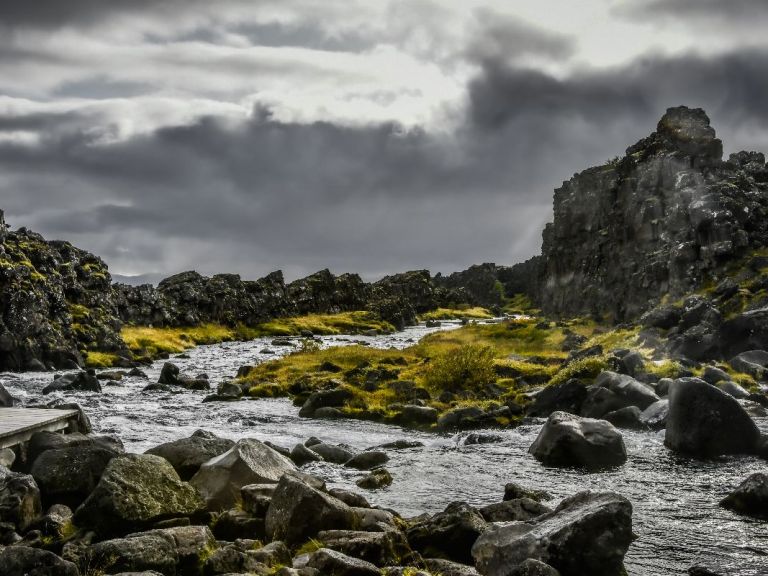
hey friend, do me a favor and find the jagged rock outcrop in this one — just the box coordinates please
[0,210,127,371]
[539,106,768,321]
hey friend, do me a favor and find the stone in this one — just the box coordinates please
[355,468,393,490]
[318,529,413,566]
[503,483,552,503]
[398,405,439,426]
[510,559,561,576]
[719,308,768,358]
[701,366,730,385]
[74,454,205,537]
[529,411,627,470]
[0,466,42,532]
[299,388,354,418]
[0,382,17,406]
[472,491,633,576]
[145,429,235,480]
[328,488,370,509]
[345,451,389,470]
[158,362,181,385]
[639,400,669,430]
[85,531,179,575]
[423,558,481,576]
[527,380,587,418]
[581,371,659,418]
[265,474,357,545]
[720,473,768,519]
[0,546,79,576]
[42,371,102,394]
[305,548,379,576]
[310,443,356,464]
[31,444,120,508]
[603,406,645,430]
[190,438,296,510]
[291,443,323,466]
[664,378,761,457]
[716,381,750,399]
[27,431,123,465]
[479,498,551,522]
[437,406,486,430]
[406,501,487,564]
[730,350,768,379]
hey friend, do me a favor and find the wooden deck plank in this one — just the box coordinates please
[0,408,81,449]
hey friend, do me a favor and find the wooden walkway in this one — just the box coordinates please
[0,408,81,449]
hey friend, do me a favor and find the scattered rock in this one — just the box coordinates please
[603,406,645,430]
[345,451,389,470]
[720,473,768,519]
[729,350,768,379]
[479,498,551,522]
[145,429,235,480]
[305,548,380,576]
[406,501,487,564]
[665,378,761,457]
[0,466,42,532]
[74,454,205,537]
[190,438,296,510]
[472,491,633,576]
[42,371,102,394]
[0,546,79,576]
[355,468,393,490]
[318,529,413,566]
[527,380,587,418]
[291,443,323,466]
[639,400,669,430]
[529,411,627,470]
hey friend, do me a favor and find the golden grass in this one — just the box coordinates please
[84,351,122,369]
[122,323,238,357]
[419,307,494,321]
[250,311,394,336]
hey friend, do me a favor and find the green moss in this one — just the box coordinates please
[549,356,609,386]
[295,538,324,555]
[250,311,395,336]
[85,351,120,369]
[419,307,493,321]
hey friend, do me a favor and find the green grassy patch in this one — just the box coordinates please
[419,307,494,321]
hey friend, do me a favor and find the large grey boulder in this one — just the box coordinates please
[730,350,768,379]
[526,380,587,418]
[317,529,413,566]
[305,548,379,576]
[42,371,102,394]
[581,371,659,418]
[639,400,669,430]
[479,498,551,523]
[664,378,761,457]
[0,382,17,407]
[265,474,357,545]
[86,525,216,575]
[528,412,627,470]
[74,454,205,537]
[406,501,487,564]
[0,546,79,576]
[190,438,295,510]
[0,465,42,532]
[472,491,633,576]
[27,431,123,465]
[31,445,121,508]
[145,430,235,480]
[720,473,768,519]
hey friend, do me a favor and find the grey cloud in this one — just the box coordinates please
[616,0,768,24]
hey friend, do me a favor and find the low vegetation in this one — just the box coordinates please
[419,307,493,321]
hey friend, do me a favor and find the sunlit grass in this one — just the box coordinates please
[419,307,493,321]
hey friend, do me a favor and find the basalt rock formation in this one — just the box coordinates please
[539,106,768,321]
[0,210,127,371]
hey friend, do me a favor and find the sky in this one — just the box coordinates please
[1,0,768,284]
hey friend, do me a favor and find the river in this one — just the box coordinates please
[2,320,767,576]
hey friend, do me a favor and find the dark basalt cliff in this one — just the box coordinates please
[540,106,768,321]
[0,210,126,371]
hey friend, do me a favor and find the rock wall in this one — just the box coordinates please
[0,214,126,371]
[540,106,768,321]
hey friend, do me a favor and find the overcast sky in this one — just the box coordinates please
[1,0,767,283]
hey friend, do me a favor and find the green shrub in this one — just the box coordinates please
[424,344,496,392]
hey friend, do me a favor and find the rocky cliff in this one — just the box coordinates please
[539,106,768,321]
[0,210,127,371]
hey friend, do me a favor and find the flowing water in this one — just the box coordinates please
[2,320,767,576]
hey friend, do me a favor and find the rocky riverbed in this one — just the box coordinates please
[2,321,767,575]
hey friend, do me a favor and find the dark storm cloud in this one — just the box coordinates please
[0,0,159,28]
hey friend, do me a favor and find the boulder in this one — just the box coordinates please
[74,454,205,537]
[265,474,357,545]
[145,430,235,480]
[602,406,645,430]
[398,405,439,426]
[290,443,323,466]
[305,548,379,576]
[0,546,79,576]
[716,381,750,399]
[701,366,730,385]
[405,501,487,564]
[0,466,42,532]
[27,431,123,465]
[479,498,551,523]
[31,444,120,508]
[510,559,561,576]
[664,378,761,457]
[503,483,552,503]
[730,350,768,379]
[529,412,627,470]
[328,488,370,509]
[424,558,481,576]
[42,371,102,394]
[310,443,356,464]
[299,388,354,418]
[345,451,389,470]
[472,491,633,576]
[719,308,768,358]
[581,372,659,418]
[158,362,180,385]
[356,468,393,490]
[720,473,768,519]
[526,380,587,418]
[437,407,486,431]
[318,529,413,566]
[190,438,296,510]
[0,382,17,406]
[85,531,178,575]
[639,400,669,430]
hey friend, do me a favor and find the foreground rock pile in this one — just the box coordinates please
[0,428,636,576]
